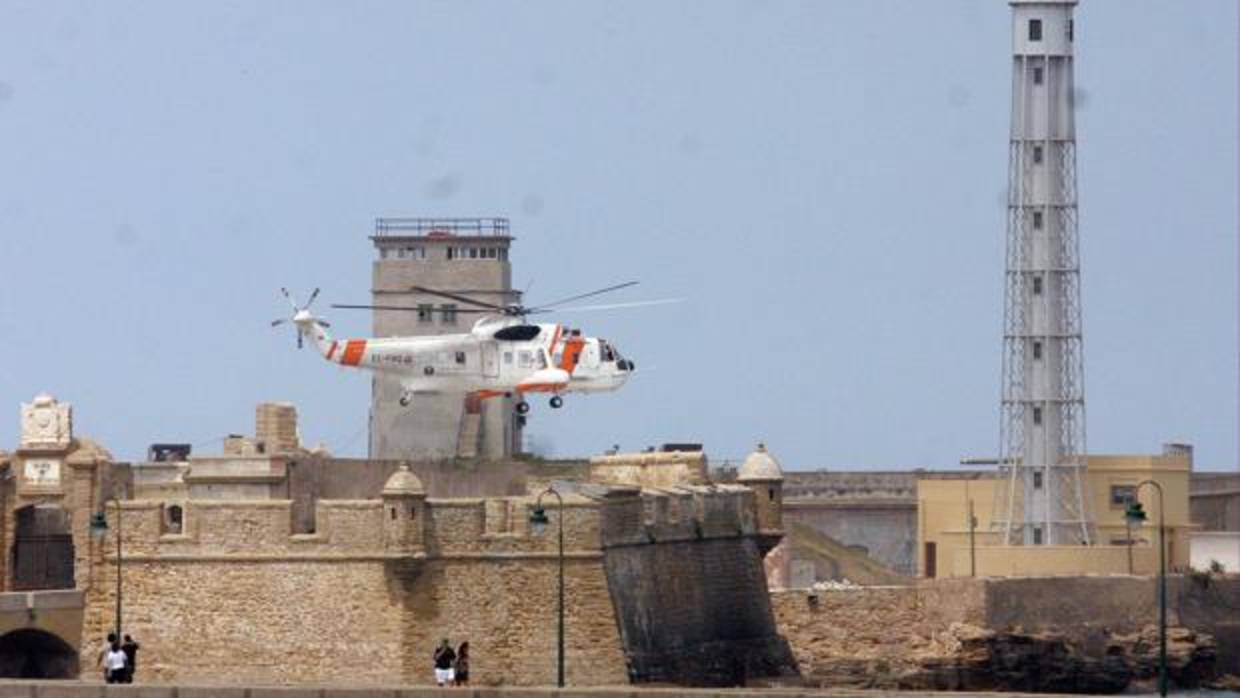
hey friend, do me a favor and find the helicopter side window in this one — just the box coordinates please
[455,351,466,365]
[503,352,513,365]
[518,351,533,368]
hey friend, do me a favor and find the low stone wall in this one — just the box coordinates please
[771,575,1240,692]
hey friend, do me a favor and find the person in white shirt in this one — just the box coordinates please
[103,641,127,684]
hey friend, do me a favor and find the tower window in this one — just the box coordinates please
[1067,20,1074,42]
[768,488,775,502]
[1032,276,1043,295]
[1033,66,1044,85]
[1033,145,1044,164]
[417,304,433,323]
[1032,210,1043,230]
[1033,526,1043,544]
[441,304,458,324]
[1032,406,1043,425]
[1032,341,1043,360]
[1033,471,1043,489]
[1029,19,1042,42]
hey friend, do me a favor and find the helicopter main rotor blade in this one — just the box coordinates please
[532,298,683,314]
[530,281,639,312]
[306,287,320,307]
[410,286,508,311]
[280,287,299,312]
[271,319,287,327]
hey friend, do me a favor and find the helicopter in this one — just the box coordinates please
[271,283,668,414]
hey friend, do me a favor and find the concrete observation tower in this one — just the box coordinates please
[994,0,1095,546]
[369,218,522,460]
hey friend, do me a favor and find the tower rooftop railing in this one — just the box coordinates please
[373,217,510,238]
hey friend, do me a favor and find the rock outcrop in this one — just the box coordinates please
[796,623,1216,694]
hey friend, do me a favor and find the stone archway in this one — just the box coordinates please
[0,628,80,679]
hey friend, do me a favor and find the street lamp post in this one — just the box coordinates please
[89,500,122,639]
[529,486,564,687]
[1125,480,1166,698]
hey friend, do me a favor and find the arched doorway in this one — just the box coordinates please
[12,505,75,590]
[0,628,80,678]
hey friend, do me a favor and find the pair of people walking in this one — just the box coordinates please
[432,638,469,687]
[99,633,140,683]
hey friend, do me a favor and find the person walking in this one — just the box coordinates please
[432,638,455,687]
[95,633,117,681]
[121,634,140,683]
[453,642,470,686]
[103,640,127,684]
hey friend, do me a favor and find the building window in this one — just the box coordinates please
[1033,145,1044,164]
[380,249,389,260]
[447,247,455,260]
[441,304,457,324]
[1032,210,1043,230]
[1032,341,1043,360]
[390,507,397,520]
[1029,18,1042,41]
[768,488,776,502]
[469,247,479,259]
[1067,19,1074,42]
[1032,275,1043,295]
[1032,406,1043,425]
[1111,485,1137,508]
[1033,471,1043,489]
[1033,66,1044,85]
[498,249,508,261]
[1033,526,1043,545]
[397,248,408,259]
[417,304,433,323]
[163,504,183,535]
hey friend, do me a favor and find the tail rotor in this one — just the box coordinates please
[271,287,329,349]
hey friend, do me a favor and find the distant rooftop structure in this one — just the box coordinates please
[372,217,511,239]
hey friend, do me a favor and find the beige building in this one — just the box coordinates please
[918,444,1195,578]
[369,217,521,460]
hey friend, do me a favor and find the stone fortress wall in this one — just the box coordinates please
[79,477,792,687]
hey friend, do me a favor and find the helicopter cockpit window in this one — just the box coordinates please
[600,340,616,362]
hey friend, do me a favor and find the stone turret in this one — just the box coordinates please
[738,443,784,552]
[381,464,426,554]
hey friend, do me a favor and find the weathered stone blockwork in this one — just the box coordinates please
[772,575,1240,692]
[79,485,790,688]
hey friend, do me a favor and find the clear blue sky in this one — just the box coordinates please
[0,1,1235,471]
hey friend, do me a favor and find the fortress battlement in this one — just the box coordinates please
[108,483,767,561]
[599,484,759,548]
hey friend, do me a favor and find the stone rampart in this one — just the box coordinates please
[600,487,797,686]
[78,486,792,688]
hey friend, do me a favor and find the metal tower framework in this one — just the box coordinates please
[993,0,1095,546]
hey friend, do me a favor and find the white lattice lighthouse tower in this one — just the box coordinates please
[995,0,1094,546]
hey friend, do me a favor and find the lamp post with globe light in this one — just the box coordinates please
[528,486,564,687]
[1125,479,1166,697]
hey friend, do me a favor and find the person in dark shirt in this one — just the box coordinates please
[120,635,140,683]
[432,638,456,686]
[453,642,470,686]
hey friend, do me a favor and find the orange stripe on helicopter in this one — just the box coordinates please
[560,336,586,374]
[341,339,367,366]
[518,382,567,394]
[326,341,339,361]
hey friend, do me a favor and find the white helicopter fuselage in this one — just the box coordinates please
[294,312,634,404]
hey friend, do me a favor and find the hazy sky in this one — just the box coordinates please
[0,1,1235,471]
